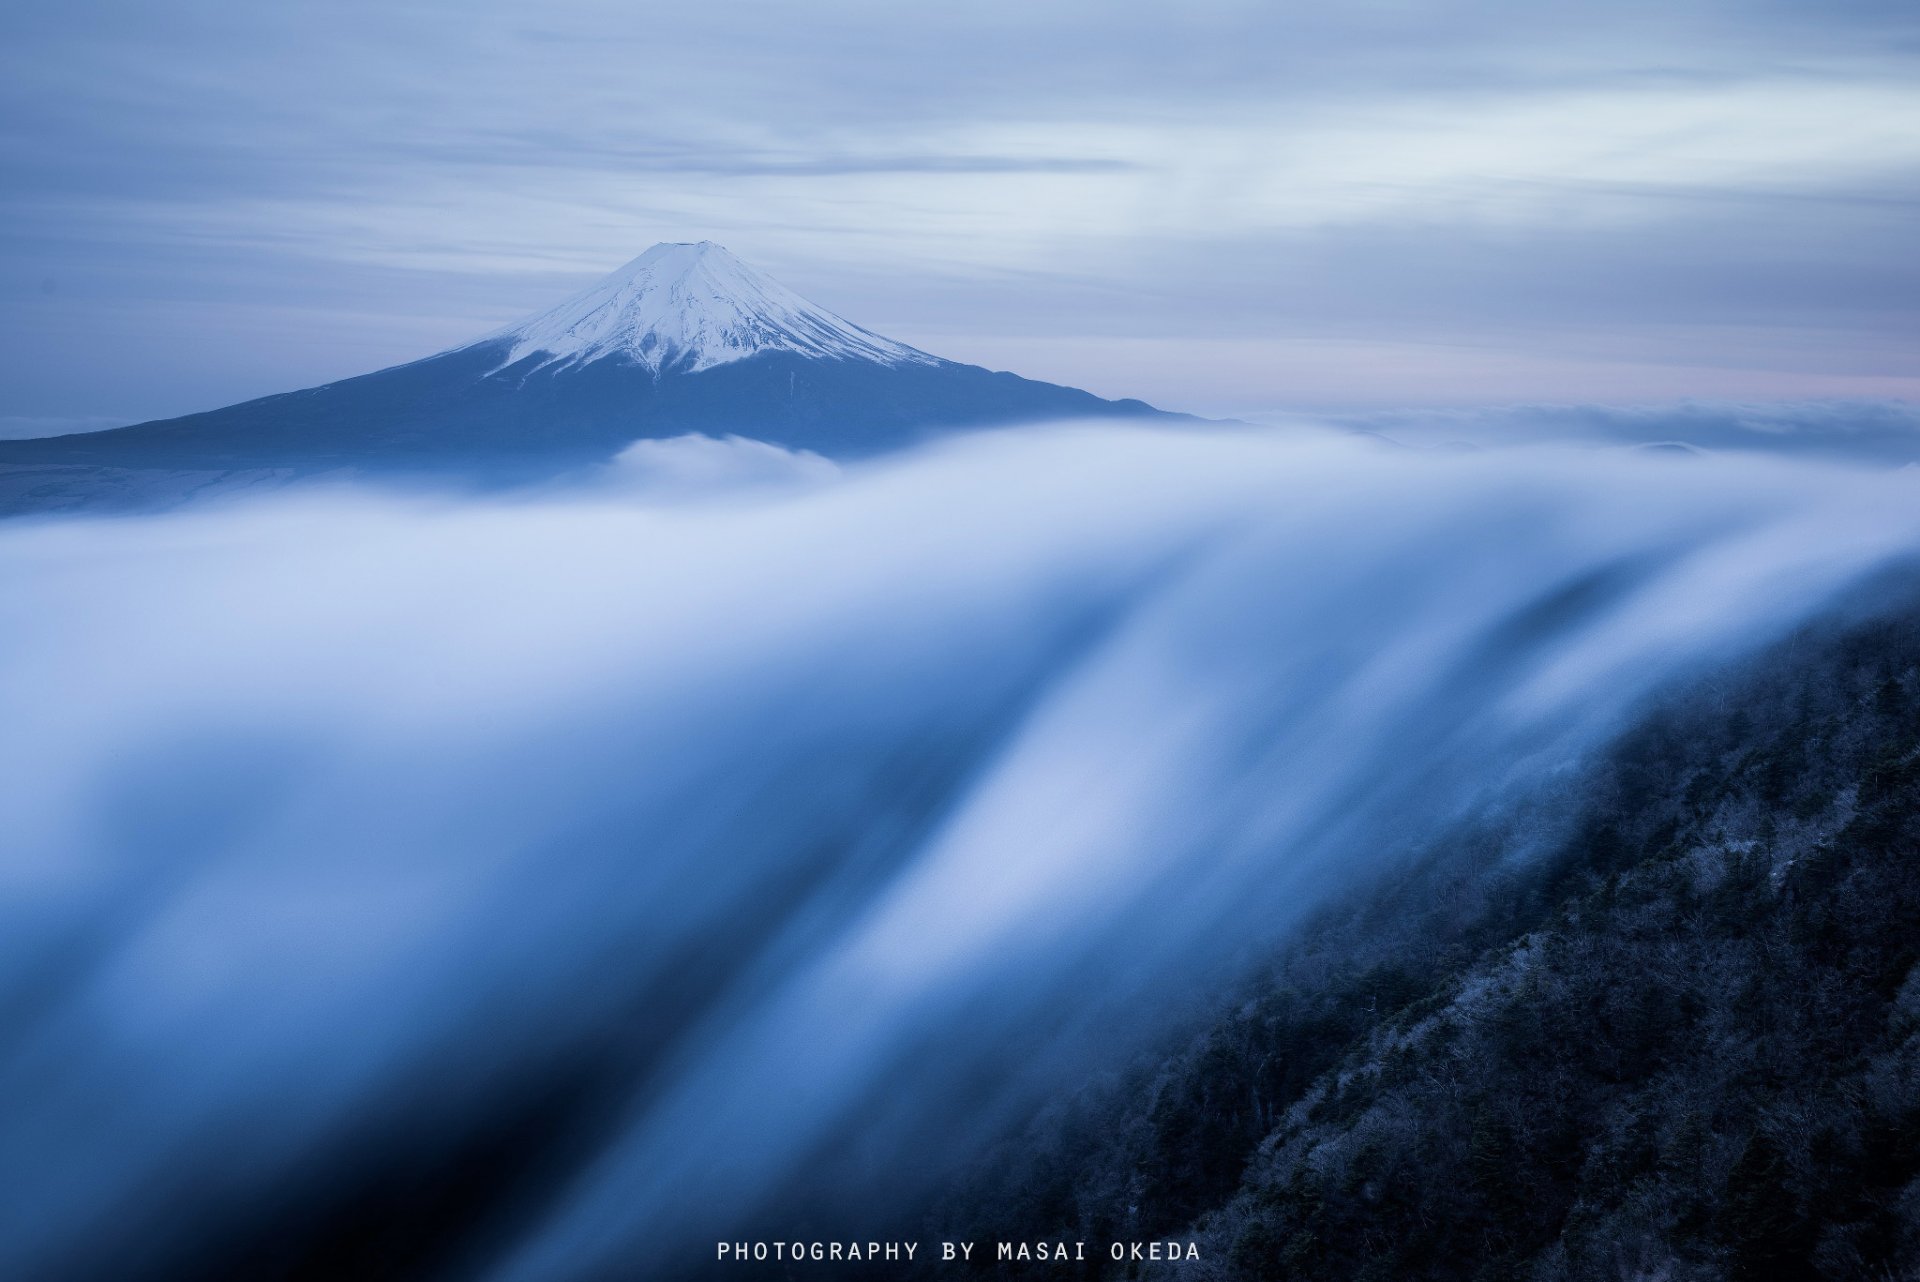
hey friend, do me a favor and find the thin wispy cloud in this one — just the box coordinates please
[3,0,1917,420]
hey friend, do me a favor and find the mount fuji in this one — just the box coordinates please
[0,242,1191,509]
[487,240,941,375]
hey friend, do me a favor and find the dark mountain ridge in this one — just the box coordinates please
[878,577,1920,1282]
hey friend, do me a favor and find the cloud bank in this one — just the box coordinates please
[4,425,1920,1278]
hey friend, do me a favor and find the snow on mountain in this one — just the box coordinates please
[0,238,1193,512]
[476,241,941,375]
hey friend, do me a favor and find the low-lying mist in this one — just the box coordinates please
[2,424,1917,1280]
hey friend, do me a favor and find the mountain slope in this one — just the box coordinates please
[909,587,1920,1282]
[0,243,1188,497]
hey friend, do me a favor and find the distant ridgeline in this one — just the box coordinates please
[888,579,1920,1282]
[0,242,1188,515]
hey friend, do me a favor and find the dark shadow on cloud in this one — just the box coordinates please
[379,136,1143,176]
[639,154,1142,177]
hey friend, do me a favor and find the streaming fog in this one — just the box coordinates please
[2,425,1917,1279]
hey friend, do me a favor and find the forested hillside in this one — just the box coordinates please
[920,585,1920,1282]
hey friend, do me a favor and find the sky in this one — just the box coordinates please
[2,0,1918,434]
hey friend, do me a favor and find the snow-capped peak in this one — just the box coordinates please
[477,241,940,374]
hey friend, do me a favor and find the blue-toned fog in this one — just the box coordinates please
[2,426,1919,1278]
